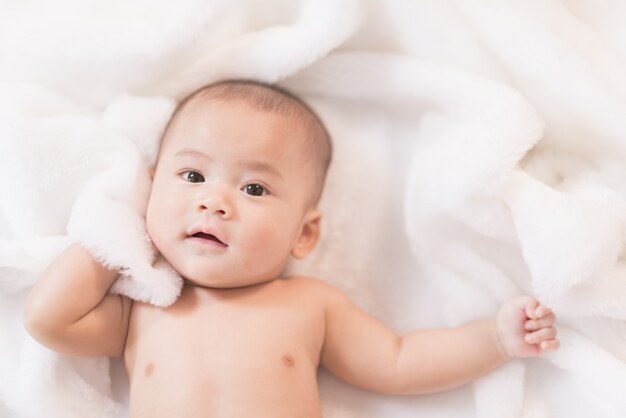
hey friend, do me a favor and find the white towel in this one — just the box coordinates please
[1,1,626,417]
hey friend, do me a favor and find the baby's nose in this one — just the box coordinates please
[198,200,230,217]
[197,190,233,219]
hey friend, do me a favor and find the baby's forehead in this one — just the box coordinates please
[165,93,314,150]
[162,97,312,159]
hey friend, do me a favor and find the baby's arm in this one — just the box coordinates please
[321,288,558,395]
[23,243,132,357]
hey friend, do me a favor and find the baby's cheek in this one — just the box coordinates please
[146,220,166,256]
[146,198,176,251]
[249,222,283,252]
[145,204,159,242]
[245,219,292,262]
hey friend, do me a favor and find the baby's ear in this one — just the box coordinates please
[291,209,322,259]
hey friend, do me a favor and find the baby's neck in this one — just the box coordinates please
[181,277,281,292]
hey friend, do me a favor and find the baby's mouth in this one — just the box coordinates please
[190,232,228,247]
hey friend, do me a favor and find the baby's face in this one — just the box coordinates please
[146,99,320,288]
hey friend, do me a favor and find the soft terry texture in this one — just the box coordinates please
[1,1,626,417]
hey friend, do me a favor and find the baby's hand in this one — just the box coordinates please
[495,296,560,358]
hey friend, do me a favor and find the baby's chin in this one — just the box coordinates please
[167,251,286,289]
[181,273,276,290]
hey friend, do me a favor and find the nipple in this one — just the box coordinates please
[282,354,295,368]
[145,362,155,377]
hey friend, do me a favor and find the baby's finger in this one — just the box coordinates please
[524,327,557,345]
[524,313,557,331]
[534,304,553,319]
[524,299,540,319]
[540,339,560,351]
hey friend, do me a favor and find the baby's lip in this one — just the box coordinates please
[187,226,228,247]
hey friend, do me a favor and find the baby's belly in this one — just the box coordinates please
[124,285,324,418]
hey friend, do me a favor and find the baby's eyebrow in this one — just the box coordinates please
[174,148,283,180]
[174,148,213,161]
[239,160,283,180]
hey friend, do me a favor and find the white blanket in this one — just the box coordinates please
[2,1,626,417]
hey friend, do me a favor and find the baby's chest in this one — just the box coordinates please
[125,295,325,381]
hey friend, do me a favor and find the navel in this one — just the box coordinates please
[144,362,155,377]
[282,354,295,368]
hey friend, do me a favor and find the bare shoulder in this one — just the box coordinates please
[281,275,341,292]
[281,276,351,306]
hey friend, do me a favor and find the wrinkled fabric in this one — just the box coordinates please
[1,1,625,417]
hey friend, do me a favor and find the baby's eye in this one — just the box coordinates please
[242,183,267,196]
[180,170,205,183]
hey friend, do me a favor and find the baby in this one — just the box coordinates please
[24,80,559,417]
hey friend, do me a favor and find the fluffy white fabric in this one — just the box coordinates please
[1,0,625,417]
